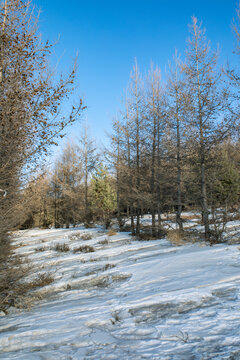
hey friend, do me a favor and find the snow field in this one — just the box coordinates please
[0,218,240,359]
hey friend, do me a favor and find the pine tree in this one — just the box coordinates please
[90,166,116,229]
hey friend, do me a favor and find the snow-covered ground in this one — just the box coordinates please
[0,218,240,359]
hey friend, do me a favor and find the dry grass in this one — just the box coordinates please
[107,229,117,236]
[34,273,54,287]
[85,263,116,276]
[35,246,47,252]
[52,243,70,252]
[68,232,82,241]
[84,223,95,229]
[69,232,92,241]
[0,256,54,313]
[80,233,92,240]
[137,233,157,241]
[73,245,95,253]
[112,273,131,282]
[88,275,110,288]
[99,238,109,245]
[137,228,167,241]
[103,263,116,271]
[181,214,201,220]
[167,230,185,246]
[0,233,55,314]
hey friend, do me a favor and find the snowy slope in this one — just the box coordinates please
[0,225,240,359]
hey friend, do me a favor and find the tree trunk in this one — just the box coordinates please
[176,117,183,231]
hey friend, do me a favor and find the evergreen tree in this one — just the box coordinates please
[90,166,116,228]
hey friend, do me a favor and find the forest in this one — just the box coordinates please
[10,14,240,245]
[0,0,239,244]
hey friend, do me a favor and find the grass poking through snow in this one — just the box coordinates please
[73,245,95,253]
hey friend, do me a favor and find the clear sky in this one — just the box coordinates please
[33,0,237,150]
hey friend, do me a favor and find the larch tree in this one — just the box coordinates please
[110,117,126,230]
[128,60,145,236]
[146,64,165,236]
[166,53,188,231]
[55,141,83,228]
[225,1,240,138]
[183,17,222,241]
[0,0,84,244]
[121,99,135,234]
[78,123,98,225]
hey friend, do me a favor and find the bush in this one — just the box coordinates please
[0,256,54,313]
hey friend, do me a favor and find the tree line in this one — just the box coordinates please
[22,128,116,230]
[110,17,240,242]
[1,1,240,248]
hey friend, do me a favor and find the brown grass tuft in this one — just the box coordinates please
[181,214,201,220]
[99,238,109,245]
[73,245,95,253]
[167,230,185,246]
[107,229,117,236]
[0,260,54,313]
[103,263,116,271]
[35,246,47,252]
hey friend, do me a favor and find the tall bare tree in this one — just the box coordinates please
[128,60,145,236]
[146,64,165,236]
[183,17,222,240]
[166,53,188,231]
[79,123,98,224]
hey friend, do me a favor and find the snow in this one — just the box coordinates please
[0,218,240,359]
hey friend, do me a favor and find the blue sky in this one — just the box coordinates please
[33,0,237,150]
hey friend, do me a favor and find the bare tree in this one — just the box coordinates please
[166,53,188,231]
[183,17,222,241]
[146,64,165,236]
[78,123,98,224]
[128,60,145,236]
